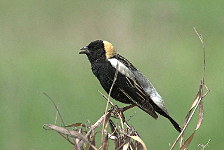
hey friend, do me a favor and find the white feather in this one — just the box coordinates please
[108,58,135,80]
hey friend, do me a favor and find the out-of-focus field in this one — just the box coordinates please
[0,0,223,149]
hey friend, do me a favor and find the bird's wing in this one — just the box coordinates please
[119,76,158,119]
[132,70,169,115]
[108,57,158,118]
[108,55,169,116]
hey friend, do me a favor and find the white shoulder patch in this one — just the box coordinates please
[108,58,135,80]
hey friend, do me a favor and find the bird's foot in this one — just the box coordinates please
[111,105,136,121]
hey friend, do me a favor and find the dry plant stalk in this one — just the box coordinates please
[43,100,147,150]
[43,27,209,150]
[169,27,210,150]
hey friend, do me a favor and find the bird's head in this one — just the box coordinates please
[79,40,116,62]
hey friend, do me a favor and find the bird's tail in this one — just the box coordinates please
[167,115,182,133]
[150,102,182,133]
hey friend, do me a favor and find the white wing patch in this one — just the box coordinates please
[109,58,168,114]
[108,58,135,80]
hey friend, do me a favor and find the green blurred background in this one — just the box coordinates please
[0,0,223,149]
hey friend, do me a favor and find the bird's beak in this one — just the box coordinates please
[79,46,90,54]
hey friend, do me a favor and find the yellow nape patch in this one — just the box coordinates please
[103,41,116,59]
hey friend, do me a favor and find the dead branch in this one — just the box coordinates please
[169,27,210,150]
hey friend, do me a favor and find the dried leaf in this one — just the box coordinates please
[102,112,111,144]
[109,119,118,136]
[190,92,200,110]
[44,124,86,139]
[104,112,111,129]
[122,142,130,150]
[66,123,86,128]
[196,100,203,130]
[128,136,147,150]
[102,134,109,150]
[109,119,119,148]
[179,91,201,147]
[136,140,144,150]
[89,131,96,150]
[92,110,112,129]
[182,92,200,128]
[180,99,204,149]
[180,131,195,150]
[44,124,97,150]
[180,92,204,149]
[57,131,75,145]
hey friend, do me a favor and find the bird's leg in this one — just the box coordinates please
[112,105,136,123]
[121,104,136,112]
[113,104,136,113]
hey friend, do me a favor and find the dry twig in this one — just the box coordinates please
[169,27,210,150]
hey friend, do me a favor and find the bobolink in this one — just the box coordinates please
[79,40,181,132]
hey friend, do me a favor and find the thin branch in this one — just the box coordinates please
[54,105,59,125]
[98,90,115,106]
[43,92,76,145]
[193,27,206,83]
[78,109,112,147]
[101,64,119,144]
[43,92,66,127]
[43,124,97,150]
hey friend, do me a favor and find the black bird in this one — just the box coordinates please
[79,40,181,132]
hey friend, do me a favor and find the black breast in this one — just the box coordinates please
[91,60,134,104]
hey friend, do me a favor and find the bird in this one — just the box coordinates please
[79,40,181,132]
